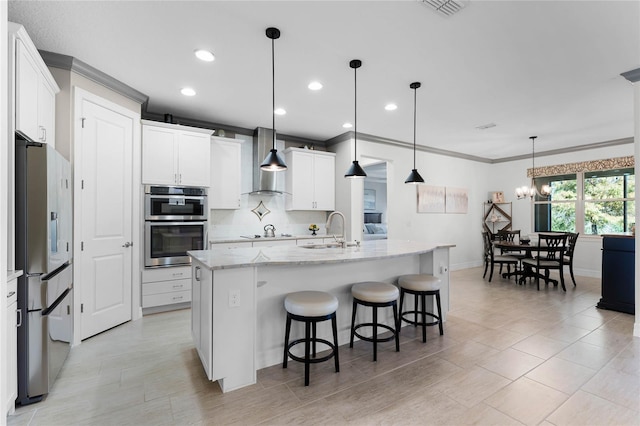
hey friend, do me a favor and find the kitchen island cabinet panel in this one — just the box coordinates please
[191,264,255,390]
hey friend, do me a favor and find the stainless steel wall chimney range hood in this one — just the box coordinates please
[251,127,283,194]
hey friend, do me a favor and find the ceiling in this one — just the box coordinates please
[7,1,640,160]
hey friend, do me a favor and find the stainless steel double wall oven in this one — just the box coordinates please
[144,185,207,267]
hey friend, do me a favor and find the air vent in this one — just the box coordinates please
[476,123,497,130]
[419,0,468,17]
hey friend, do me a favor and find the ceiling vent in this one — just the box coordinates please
[419,0,468,17]
[476,123,497,130]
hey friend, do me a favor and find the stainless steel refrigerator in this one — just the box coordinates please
[15,137,73,405]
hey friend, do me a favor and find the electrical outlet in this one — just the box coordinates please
[229,289,241,307]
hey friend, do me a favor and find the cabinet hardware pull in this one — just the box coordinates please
[173,284,183,288]
[195,266,201,281]
[172,296,184,301]
[17,309,22,327]
[7,291,15,298]
[172,272,183,277]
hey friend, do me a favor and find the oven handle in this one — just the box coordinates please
[146,221,207,227]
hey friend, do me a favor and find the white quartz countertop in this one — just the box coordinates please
[189,239,455,270]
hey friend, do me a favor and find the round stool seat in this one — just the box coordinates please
[398,274,441,292]
[352,281,399,304]
[284,291,338,317]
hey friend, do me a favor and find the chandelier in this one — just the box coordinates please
[515,136,550,200]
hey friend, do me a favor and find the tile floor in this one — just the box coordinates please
[7,267,639,425]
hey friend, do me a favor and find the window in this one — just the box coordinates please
[584,168,635,235]
[534,174,577,232]
[533,168,635,235]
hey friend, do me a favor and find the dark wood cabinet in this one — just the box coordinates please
[598,235,635,314]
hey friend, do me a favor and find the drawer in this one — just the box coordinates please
[142,266,191,283]
[143,290,191,308]
[7,278,18,306]
[142,279,191,296]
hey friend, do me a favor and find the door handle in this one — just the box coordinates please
[122,241,133,248]
[17,309,22,327]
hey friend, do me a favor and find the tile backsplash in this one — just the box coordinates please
[209,193,328,238]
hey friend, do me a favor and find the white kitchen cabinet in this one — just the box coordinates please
[284,148,335,211]
[251,239,297,248]
[210,137,243,209]
[5,276,19,415]
[142,266,192,310]
[141,120,213,187]
[191,263,213,379]
[10,24,59,146]
[209,241,253,249]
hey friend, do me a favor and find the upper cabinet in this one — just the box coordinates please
[141,120,213,187]
[284,148,335,211]
[10,23,60,147]
[210,137,243,209]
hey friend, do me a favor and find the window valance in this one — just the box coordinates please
[527,155,634,178]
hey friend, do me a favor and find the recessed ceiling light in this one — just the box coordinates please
[308,81,323,91]
[385,103,398,111]
[194,49,215,62]
[274,108,286,115]
[181,87,196,96]
[343,122,353,128]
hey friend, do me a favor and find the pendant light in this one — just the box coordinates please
[260,27,287,171]
[515,136,550,199]
[344,59,367,178]
[405,82,425,184]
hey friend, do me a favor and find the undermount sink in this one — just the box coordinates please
[300,242,358,249]
[299,243,341,249]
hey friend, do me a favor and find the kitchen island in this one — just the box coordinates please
[188,239,454,393]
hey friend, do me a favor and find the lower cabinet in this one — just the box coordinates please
[6,277,18,415]
[142,266,192,310]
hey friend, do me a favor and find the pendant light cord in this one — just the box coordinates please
[354,65,358,159]
[271,37,276,150]
[413,86,417,170]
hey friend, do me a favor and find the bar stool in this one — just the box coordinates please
[283,291,340,386]
[350,281,400,361]
[398,274,443,343]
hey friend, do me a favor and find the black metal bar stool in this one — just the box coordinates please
[350,281,400,361]
[283,291,340,386]
[398,274,443,342]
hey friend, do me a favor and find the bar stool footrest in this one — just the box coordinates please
[353,323,397,343]
[400,310,440,328]
[286,338,337,364]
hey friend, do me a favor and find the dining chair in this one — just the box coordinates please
[521,233,568,291]
[563,232,579,287]
[496,230,526,260]
[482,231,520,282]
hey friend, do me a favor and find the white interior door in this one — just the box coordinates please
[77,94,134,340]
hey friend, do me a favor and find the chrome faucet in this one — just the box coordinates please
[326,211,346,240]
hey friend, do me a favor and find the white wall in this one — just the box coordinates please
[332,136,634,275]
[333,137,492,271]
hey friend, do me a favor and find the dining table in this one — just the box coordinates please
[492,240,567,287]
